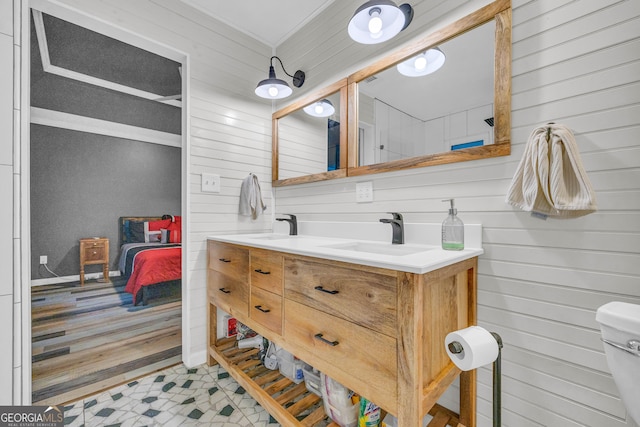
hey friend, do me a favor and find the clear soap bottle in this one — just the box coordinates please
[442,199,464,250]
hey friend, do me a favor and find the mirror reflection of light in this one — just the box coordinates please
[303,99,335,117]
[396,47,446,77]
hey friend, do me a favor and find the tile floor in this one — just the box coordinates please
[62,363,280,427]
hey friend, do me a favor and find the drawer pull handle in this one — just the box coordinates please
[254,269,271,275]
[314,333,339,346]
[219,287,231,294]
[218,258,231,263]
[314,286,339,295]
[254,305,271,313]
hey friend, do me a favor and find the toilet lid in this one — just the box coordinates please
[596,301,640,334]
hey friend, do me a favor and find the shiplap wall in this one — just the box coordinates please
[1,0,16,406]
[279,112,328,179]
[275,0,640,426]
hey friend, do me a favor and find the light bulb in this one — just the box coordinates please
[414,56,427,70]
[268,86,278,97]
[368,10,383,36]
[314,104,323,115]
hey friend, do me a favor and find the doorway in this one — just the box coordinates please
[24,1,189,405]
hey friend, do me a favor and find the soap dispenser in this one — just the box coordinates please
[442,199,464,250]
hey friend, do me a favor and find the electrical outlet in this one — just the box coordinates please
[356,181,373,203]
[40,255,48,265]
[202,173,221,193]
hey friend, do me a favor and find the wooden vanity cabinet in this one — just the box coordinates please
[207,240,478,427]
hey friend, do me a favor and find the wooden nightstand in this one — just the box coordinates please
[79,237,109,286]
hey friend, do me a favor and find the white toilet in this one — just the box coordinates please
[596,301,640,425]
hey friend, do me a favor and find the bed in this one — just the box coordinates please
[118,216,182,306]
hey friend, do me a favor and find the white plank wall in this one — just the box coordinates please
[275,0,640,426]
[2,0,17,405]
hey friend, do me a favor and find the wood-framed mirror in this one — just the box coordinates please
[272,79,348,186]
[347,0,511,176]
[271,0,511,186]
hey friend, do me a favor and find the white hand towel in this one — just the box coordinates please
[239,173,266,219]
[506,123,597,218]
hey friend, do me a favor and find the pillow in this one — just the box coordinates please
[160,229,170,244]
[145,230,162,243]
[148,219,172,231]
[166,218,181,243]
[128,221,146,243]
[129,220,166,243]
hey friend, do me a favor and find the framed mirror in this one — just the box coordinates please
[271,0,511,186]
[347,0,511,176]
[272,79,348,186]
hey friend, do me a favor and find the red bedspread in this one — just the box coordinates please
[124,246,181,304]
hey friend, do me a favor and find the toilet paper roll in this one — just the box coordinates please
[445,326,499,371]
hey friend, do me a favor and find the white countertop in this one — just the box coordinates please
[207,228,483,274]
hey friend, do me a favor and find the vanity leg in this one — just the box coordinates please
[459,370,476,427]
[460,258,478,426]
[207,301,219,366]
[397,272,423,427]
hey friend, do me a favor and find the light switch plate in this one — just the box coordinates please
[202,173,221,193]
[356,181,373,203]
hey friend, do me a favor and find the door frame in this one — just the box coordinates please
[20,0,191,403]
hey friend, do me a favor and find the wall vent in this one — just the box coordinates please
[484,117,494,127]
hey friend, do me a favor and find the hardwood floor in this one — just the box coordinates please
[31,276,182,405]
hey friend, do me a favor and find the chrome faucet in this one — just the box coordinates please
[276,214,297,236]
[380,212,404,244]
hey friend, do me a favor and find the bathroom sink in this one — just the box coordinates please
[320,241,437,256]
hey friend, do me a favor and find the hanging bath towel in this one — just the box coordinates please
[505,123,597,218]
[239,173,267,219]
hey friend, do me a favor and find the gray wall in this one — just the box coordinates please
[30,125,181,279]
[29,11,181,280]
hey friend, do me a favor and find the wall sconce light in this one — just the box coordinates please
[255,56,305,100]
[396,47,446,76]
[348,0,414,44]
[303,99,335,117]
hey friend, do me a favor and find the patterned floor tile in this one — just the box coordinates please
[63,363,274,427]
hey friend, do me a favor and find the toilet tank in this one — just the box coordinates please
[596,301,640,425]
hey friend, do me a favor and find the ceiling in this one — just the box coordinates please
[180,0,336,47]
[33,11,182,100]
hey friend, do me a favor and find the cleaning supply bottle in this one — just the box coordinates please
[442,199,464,250]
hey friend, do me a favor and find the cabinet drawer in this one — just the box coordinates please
[208,270,248,317]
[83,245,106,262]
[284,299,397,410]
[284,257,397,337]
[250,249,283,295]
[250,287,282,334]
[208,241,249,280]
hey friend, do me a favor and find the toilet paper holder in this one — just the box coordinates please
[448,331,503,427]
